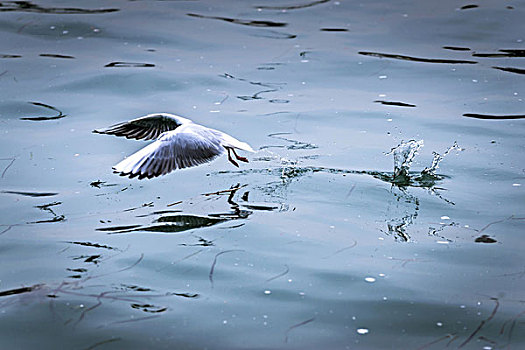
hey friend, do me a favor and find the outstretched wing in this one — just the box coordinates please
[113,129,225,179]
[93,113,191,141]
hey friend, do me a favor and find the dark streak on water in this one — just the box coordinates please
[475,235,497,243]
[0,1,119,14]
[320,28,349,32]
[187,13,287,27]
[120,284,151,292]
[492,66,525,75]
[105,62,155,68]
[27,215,65,224]
[66,241,118,250]
[1,190,58,197]
[358,51,478,64]
[35,202,61,211]
[442,46,471,51]
[90,180,118,188]
[252,30,296,39]
[238,89,277,101]
[131,303,167,313]
[20,102,66,121]
[473,49,525,58]
[39,53,75,59]
[1,54,22,58]
[375,100,416,107]
[459,4,479,10]
[96,224,142,232]
[67,268,87,273]
[463,113,525,120]
[284,317,316,343]
[82,338,121,350]
[0,284,44,297]
[73,254,102,264]
[255,0,330,10]
[171,292,199,299]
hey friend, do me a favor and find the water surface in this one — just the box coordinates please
[1,1,524,349]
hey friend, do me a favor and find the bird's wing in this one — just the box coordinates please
[113,129,225,179]
[93,113,191,141]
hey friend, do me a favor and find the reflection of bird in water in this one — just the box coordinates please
[94,113,254,179]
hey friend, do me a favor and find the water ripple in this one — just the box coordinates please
[187,13,287,27]
[358,51,477,64]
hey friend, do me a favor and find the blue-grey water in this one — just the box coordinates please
[1,1,524,349]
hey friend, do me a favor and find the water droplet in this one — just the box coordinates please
[436,322,443,327]
[512,183,521,187]
[223,320,228,324]
[440,216,450,220]
[264,290,271,295]
[379,75,387,79]
[365,277,376,283]
[357,328,369,335]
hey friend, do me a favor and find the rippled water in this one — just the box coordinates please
[1,1,524,349]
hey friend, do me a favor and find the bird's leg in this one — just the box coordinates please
[227,148,239,167]
[231,148,248,163]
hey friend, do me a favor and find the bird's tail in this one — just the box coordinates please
[220,134,255,153]
[233,140,255,153]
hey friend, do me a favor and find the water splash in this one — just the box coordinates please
[421,142,462,176]
[386,140,424,183]
[384,140,462,187]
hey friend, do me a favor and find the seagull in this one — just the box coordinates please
[93,113,254,179]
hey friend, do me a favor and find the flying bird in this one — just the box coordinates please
[93,113,254,179]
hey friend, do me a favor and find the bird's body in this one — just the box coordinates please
[94,113,254,179]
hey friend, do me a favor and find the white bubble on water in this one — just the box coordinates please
[357,328,369,335]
